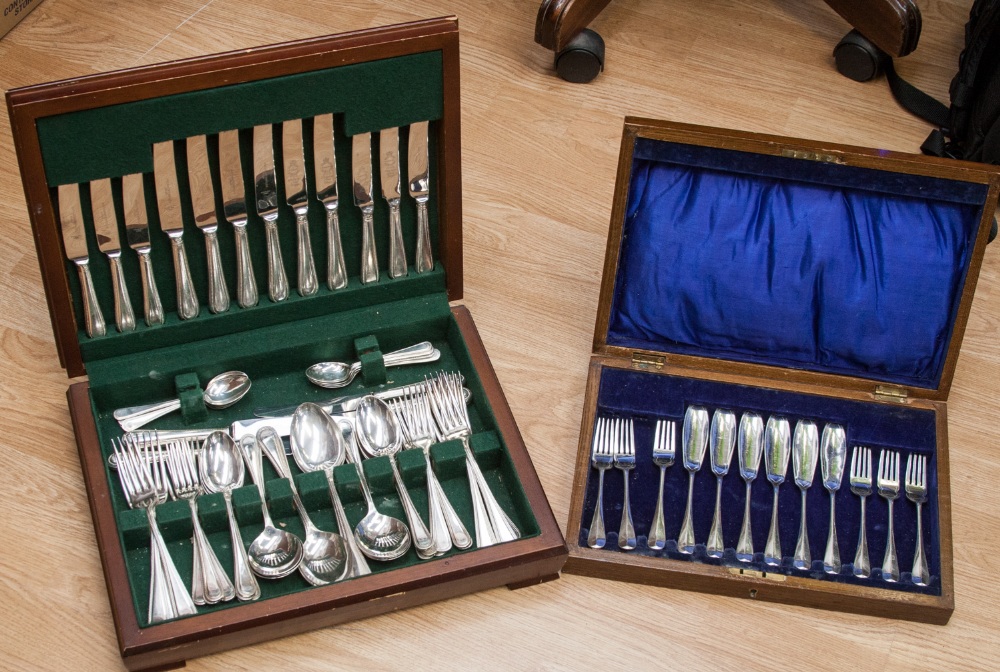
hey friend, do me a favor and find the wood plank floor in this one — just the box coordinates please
[1,1,997,669]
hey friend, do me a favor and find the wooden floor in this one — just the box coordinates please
[2,0,998,670]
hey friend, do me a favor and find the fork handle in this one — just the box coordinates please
[823,492,841,574]
[324,469,371,578]
[463,439,519,544]
[618,468,636,550]
[224,490,261,601]
[188,498,235,604]
[147,508,197,618]
[881,498,899,582]
[389,457,433,554]
[853,495,870,578]
[428,463,472,550]
[647,466,666,551]
[147,536,176,624]
[911,501,929,585]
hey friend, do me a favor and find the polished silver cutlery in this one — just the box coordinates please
[706,410,737,558]
[647,419,676,551]
[614,418,637,551]
[408,121,433,273]
[122,173,164,326]
[380,127,408,278]
[352,132,379,284]
[850,445,873,578]
[283,119,318,296]
[877,449,901,582]
[763,416,791,566]
[905,453,929,585]
[252,124,289,302]
[313,113,347,290]
[153,140,199,320]
[187,135,230,314]
[678,406,709,554]
[792,420,819,570]
[820,424,847,574]
[58,183,106,337]
[219,129,259,308]
[735,412,764,562]
[587,417,613,549]
[91,178,135,332]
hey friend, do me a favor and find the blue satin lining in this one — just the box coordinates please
[607,139,988,388]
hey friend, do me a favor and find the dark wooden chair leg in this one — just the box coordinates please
[535,0,612,52]
[823,0,921,57]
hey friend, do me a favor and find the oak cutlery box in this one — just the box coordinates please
[564,117,1000,624]
[7,18,567,671]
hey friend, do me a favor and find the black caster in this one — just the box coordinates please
[555,29,605,83]
[834,29,889,82]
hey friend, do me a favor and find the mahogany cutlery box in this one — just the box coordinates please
[564,117,1000,624]
[7,18,566,671]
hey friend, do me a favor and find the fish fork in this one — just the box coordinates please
[614,419,637,550]
[877,449,901,582]
[647,420,676,551]
[849,445,872,578]
[905,453,929,585]
[587,417,614,549]
[164,440,235,605]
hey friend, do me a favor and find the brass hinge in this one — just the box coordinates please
[632,353,665,370]
[875,385,908,403]
[780,148,845,164]
[728,567,787,582]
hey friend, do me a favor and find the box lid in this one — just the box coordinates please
[7,18,463,379]
[594,118,1000,400]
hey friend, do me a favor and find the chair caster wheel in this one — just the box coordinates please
[555,29,605,83]
[833,29,889,82]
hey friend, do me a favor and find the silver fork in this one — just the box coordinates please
[877,449,901,582]
[849,445,872,578]
[587,417,614,549]
[164,440,235,605]
[905,453,929,585]
[112,436,197,624]
[614,419,637,551]
[647,420,676,551]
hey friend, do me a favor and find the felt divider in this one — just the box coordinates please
[580,366,941,595]
[90,301,540,628]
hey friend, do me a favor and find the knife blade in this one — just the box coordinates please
[218,129,259,308]
[187,135,230,314]
[352,132,378,284]
[313,113,347,290]
[57,183,106,337]
[282,119,317,296]
[153,140,200,319]
[122,173,164,326]
[91,178,135,332]
[407,121,433,273]
[380,127,407,279]
[252,124,288,302]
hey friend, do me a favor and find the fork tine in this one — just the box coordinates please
[669,421,675,454]
[905,453,913,487]
[628,419,635,455]
[920,455,926,487]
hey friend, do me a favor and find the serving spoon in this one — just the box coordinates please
[115,371,251,431]
[306,342,440,389]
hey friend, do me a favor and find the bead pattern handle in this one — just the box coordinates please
[108,253,136,332]
[203,228,230,314]
[137,249,164,326]
[75,259,106,337]
[295,212,318,296]
[169,233,200,320]
[388,201,407,278]
[264,220,288,302]
[233,224,258,308]
[415,200,433,273]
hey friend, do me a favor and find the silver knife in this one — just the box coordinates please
[153,140,200,320]
[380,127,407,279]
[252,124,288,302]
[122,173,164,326]
[219,129,259,308]
[282,119,318,296]
[187,135,230,314]
[408,121,433,273]
[91,178,135,332]
[313,114,347,290]
[57,183,106,337]
[352,132,378,284]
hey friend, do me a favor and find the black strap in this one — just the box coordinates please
[885,59,950,128]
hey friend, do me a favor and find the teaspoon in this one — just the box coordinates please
[115,370,251,430]
[764,416,791,566]
[706,409,737,558]
[306,342,440,389]
[735,412,764,562]
[792,420,819,570]
[820,424,847,574]
[678,406,709,554]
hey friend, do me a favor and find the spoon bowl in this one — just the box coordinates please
[306,341,440,389]
[202,371,252,409]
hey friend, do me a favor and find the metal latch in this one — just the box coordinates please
[632,353,665,370]
[728,567,786,582]
[875,385,908,403]
[780,148,845,164]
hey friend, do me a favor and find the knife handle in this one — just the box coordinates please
[415,200,433,273]
[295,211,318,296]
[107,252,136,332]
[326,208,347,290]
[264,220,289,302]
[136,248,164,326]
[233,223,258,308]
[168,232,200,320]
[360,208,378,284]
[74,258,106,338]
[203,227,230,314]
[387,200,407,279]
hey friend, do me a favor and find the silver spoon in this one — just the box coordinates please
[199,431,260,601]
[238,434,304,579]
[257,426,348,586]
[820,423,847,574]
[306,342,440,389]
[290,402,371,579]
[706,409,737,558]
[735,412,764,562]
[678,406,709,554]
[115,371,251,430]
[764,416,791,566]
[792,420,819,570]
[355,396,435,558]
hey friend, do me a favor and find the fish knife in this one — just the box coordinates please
[91,178,135,332]
[187,135,230,314]
[122,173,164,326]
[380,127,407,278]
[153,140,200,320]
[352,132,378,284]
[407,121,433,273]
[252,124,289,302]
[57,183,106,337]
[282,119,318,296]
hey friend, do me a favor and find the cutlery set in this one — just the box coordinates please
[57,117,435,336]
[587,406,933,586]
[109,371,520,624]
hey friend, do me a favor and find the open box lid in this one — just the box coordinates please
[594,118,1000,401]
[7,18,463,379]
